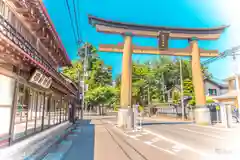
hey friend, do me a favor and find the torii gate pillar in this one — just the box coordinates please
[120,35,132,108]
[190,38,206,105]
[118,35,133,128]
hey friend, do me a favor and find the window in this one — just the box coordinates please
[0,0,4,16]
[208,89,217,96]
[3,3,9,19]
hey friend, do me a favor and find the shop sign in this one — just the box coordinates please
[29,69,52,89]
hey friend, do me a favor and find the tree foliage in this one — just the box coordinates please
[62,60,83,83]
[78,43,117,111]
[183,79,195,106]
[85,86,118,107]
[62,42,117,113]
[63,42,212,110]
[116,56,211,106]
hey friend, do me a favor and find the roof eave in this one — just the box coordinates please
[39,0,71,66]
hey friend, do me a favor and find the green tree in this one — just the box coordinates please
[85,86,118,115]
[131,61,157,105]
[62,60,83,83]
[62,42,117,114]
[183,78,195,106]
[172,91,181,105]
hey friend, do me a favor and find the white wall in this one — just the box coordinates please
[204,81,221,96]
[0,74,15,135]
[220,88,228,95]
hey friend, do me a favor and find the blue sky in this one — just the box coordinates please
[43,0,240,80]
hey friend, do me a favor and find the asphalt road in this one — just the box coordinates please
[42,115,240,160]
[101,116,240,159]
[125,119,240,159]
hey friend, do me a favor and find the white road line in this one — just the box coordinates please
[128,135,139,140]
[135,134,143,137]
[179,128,224,140]
[149,143,176,155]
[172,144,184,152]
[151,137,160,143]
[144,141,152,145]
[144,129,208,156]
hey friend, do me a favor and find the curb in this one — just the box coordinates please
[25,123,76,160]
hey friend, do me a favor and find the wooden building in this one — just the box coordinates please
[0,0,77,147]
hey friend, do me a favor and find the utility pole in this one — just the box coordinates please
[147,84,150,105]
[78,69,81,119]
[161,73,166,103]
[148,62,151,106]
[179,59,184,120]
[81,44,89,119]
[77,43,89,120]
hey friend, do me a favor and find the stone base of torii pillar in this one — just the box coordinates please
[117,108,133,129]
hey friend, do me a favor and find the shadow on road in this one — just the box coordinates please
[141,121,193,126]
[43,120,95,160]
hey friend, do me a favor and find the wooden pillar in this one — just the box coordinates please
[120,35,132,108]
[190,39,206,106]
[8,76,19,145]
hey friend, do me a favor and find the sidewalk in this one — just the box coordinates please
[45,119,131,160]
[93,120,133,160]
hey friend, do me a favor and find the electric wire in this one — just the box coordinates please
[65,0,78,44]
[72,0,82,45]
[202,45,240,65]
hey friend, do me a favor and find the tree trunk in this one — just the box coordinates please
[184,106,187,119]
[98,105,101,115]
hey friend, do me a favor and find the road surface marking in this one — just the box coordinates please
[144,129,208,156]
[179,128,224,140]
[128,135,139,140]
[135,134,142,137]
[144,141,152,145]
[188,124,232,131]
[107,121,115,125]
[172,144,184,152]
[151,137,160,143]
[147,143,176,155]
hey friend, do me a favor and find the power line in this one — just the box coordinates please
[202,45,240,65]
[65,0,78,44]
[77,0,83,43]
[72,0,82,45]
